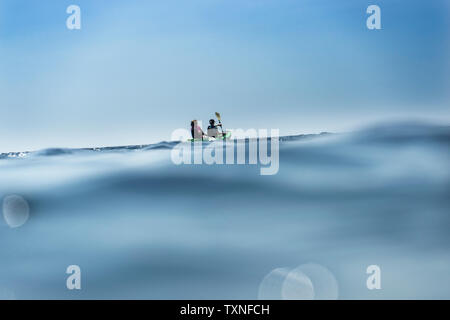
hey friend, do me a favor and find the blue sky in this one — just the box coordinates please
[0,0,449,152]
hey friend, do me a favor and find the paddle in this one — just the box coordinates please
[215,112,225,136]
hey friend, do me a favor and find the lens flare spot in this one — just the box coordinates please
[3,195,30,228]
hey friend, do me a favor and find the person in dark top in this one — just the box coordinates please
[207,119,222,138]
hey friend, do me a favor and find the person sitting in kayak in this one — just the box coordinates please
[191,120,206,140]
[207,119,222,138]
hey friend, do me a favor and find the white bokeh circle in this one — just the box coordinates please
[258,268,291,299]
[3,195,30,228]
[281,268,315,300]
[258,263,339,300]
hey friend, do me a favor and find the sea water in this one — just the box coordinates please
[0,121,449,299]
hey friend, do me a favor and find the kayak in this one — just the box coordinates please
[188,131,231,142]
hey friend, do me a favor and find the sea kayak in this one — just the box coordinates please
[188,131,231,142]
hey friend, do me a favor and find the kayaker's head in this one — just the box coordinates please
[209,119,215,126]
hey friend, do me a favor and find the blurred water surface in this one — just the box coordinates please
[0,121,449,299]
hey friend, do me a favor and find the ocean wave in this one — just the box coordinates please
[1,121,448,160]
[0,120,449,299]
